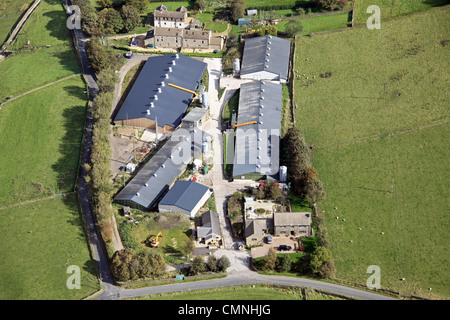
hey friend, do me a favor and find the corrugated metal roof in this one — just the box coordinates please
[233,81,282,177]
[182,107,208,123]
[159,180,210,212]
[114,54,207,128]
[114,128,208,209]
[240,35,291,81]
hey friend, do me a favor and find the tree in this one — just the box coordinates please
[125,0,149,14]
[318,260,336,279]
[230,0,245,21]
[305,177,326,204]
[121,5,141,33]
[309,246,332,274]
[110,248,137,281]
[194,0,206,11]
[276,254,293,273]
[98,8,124,34]
[265,247,277,271]
[257,25,277,36]
[86,38,109,72]
[314,0,345,11]
[182,238,196,259]
[96,68,118,93]
[191,256,207,275]
[284,19,303,38]
[217,255,231,272]
[206,254,218,272]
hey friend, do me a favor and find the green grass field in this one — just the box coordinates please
[277,12,349,33]
[130,284,342,300]
[293,7,450,299]
[0,196,99,299]
[0,0,96,299]
[0,0,35,44]
[353,0,449,25]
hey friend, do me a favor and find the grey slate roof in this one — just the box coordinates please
[274,212,312,227]
[232,81,282,177]
[114,54,207,128]
[197,211,221,240]
[114,128,207,209]
[159,180,210,212]
[240,35,291,81]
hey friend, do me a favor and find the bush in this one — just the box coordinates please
[217,256,231,272]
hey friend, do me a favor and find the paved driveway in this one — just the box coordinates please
[251,237,299,258]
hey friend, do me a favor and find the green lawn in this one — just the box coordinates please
[0,196,99,299]
[353,0,450,25]
[293,7,450,299]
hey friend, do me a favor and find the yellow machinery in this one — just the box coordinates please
[150,231,163,248]
[168,83,198,97]
[232,121,257,129]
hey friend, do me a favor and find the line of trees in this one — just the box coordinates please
[256,246,336,279]
[190,255,231,275]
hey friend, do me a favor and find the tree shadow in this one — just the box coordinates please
[51,85,87,193]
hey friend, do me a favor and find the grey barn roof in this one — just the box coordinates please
[233,81,282,177]
[114,54,207,128]
[240,35,291,82]
[158,180,210,212]
[197,211,221,240]
[114,128,207,209]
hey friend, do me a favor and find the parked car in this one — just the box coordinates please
[125,51,133,59]
[266,235,272,244]
[278,245,291,251]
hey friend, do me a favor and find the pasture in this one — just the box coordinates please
[353,0,449,25]
[0,196,99,299]
[293,6,450,298]
[0,0,95,299]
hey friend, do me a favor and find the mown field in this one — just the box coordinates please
[0,0,97,299]
[293,6,450,299]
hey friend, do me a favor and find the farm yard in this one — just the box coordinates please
[293,6,450,299]
[0,0,97,299]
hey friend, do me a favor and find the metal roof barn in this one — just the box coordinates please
[158,180,212,218]
[232,81,282,180]
[240,35,291,83]
[113,54,207,130]
[114,128,208,210]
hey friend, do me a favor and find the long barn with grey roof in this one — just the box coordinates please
[113,54,207,133]
[240,35,291,83]
[114,128,208,211]
[232,80,282,180]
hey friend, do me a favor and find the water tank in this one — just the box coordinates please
[233,58,240,73]
[279,166,287,183]
[201,91,208,107]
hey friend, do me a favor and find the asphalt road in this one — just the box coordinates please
[67,4,396,301]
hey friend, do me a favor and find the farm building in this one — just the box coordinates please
[232,81,282,180]
[196,210,222,247]
[240,35,291,83]
[153,5,188,29]
[114,128,208,211]
[273,212,313,237]
[158,180,212,219]
[113,54,207,133]
[182,107,209,128]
